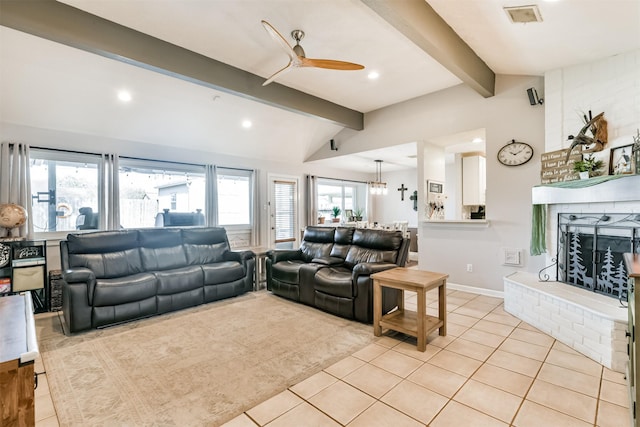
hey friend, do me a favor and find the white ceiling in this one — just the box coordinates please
[1,0,639,173]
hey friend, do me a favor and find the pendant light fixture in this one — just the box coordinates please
[369,160,388,195]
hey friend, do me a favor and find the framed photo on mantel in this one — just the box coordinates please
[610,144,633,175]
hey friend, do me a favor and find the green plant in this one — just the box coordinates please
[573,155,604,176]
[331,206,341,218]
[353,207,364,218]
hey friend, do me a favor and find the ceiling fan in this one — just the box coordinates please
[260,20,365,86]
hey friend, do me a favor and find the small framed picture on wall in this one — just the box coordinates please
[610,144,634,175]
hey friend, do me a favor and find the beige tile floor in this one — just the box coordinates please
[34,289,631,427]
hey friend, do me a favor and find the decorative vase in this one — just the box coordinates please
[318,217,325,224]
[579,171,590,180]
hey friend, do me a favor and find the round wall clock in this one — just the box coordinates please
[497,140,534,166]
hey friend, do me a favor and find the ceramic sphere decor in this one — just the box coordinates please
[0,203,28,235]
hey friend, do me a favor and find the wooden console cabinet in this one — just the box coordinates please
[0,293,39,426]
[626,253,640,427]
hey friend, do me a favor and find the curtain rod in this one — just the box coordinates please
[312,175,368,185]
[31,146,253,172]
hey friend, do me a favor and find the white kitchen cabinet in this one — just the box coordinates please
[462,155,486,206]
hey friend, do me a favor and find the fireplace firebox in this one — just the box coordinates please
[555,213,640,301]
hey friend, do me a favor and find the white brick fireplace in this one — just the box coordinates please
[503,49,640,372]
[504,176,640,372]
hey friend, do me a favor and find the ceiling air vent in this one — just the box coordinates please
[504,5,543,23]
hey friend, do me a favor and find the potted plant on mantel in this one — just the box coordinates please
[354,208,364,221]
[331,206,341,223]
[573,155,604,179]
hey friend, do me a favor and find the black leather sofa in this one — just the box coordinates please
[59,227,255,333]
[266,226,409,323]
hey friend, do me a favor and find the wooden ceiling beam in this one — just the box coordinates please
[362,0,495,98]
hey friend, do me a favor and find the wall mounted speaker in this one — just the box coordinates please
[330,139,338,151]
[527,88,543,105]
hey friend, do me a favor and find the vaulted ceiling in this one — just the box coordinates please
[1,0,638,172]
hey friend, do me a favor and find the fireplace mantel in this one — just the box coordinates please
[532,174,640,205]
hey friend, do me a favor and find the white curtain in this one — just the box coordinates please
[102,153,120,230]
[0,142,34,238]
[306,175,317,226]
[205,164,218,226]
[250,169,258,246]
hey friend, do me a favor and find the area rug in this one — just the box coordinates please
[38,292,375,426]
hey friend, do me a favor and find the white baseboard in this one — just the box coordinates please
[447,282,504,299]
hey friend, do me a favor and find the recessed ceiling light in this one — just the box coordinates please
[472,137,483,143]
[117,90,132,102]
[241,120,252,129]
[368,71,379,80]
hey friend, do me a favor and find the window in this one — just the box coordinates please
[217,168,253,226]
[316,178,367,221]
[119,159,206,228]
[29,150,101,233]
[274,180,296,248]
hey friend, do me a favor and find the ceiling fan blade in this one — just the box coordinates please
[262,62,294,86]
[261,20,297,62]
[300,57,364,71]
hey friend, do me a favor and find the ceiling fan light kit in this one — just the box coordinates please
[261,20,364,86]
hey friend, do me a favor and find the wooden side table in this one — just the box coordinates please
[372,267,448,351]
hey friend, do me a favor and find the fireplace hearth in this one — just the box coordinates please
[510,176,640,372]
[555,213,640,302]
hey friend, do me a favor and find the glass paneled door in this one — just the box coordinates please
[270,178,298,249]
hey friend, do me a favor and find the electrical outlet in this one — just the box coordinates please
[466,264,473,272]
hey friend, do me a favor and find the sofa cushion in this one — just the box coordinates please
[300,227,335,262]
[314,267,353,298]
[344,229,404,268]
[138,228,182,248]
[202,261,245,285]
[141,245,188,271]
[345,246,398,268]
[66,230,144,278]
[155,265,203,294]
[69,249,144,279]
[329,227,353,259]
[352,229,403,251]
[137,228,187,270]
[66,230,139,254]
[181,228,231,265]
[271,259,308,284]
[92,273,157,306]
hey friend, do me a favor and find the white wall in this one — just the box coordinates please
[336,75,546,292]
[370,168,419,227]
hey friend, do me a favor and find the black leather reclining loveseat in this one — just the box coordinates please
[266,226,409,323]
[59,227,255,333]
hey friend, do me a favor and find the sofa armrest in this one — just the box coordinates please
[62,267,95,284]
[352,262,400,323]
[62,267,96,306]
[225,250,255,263]
[268,249,303,264]
[311,256,344,266]
[352,262,398,278]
